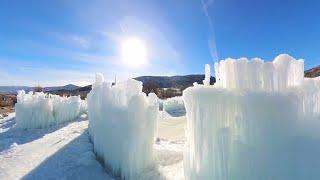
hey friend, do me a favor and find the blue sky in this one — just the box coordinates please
[0,0,319,86]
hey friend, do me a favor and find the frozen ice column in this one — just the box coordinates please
[163,96,185,115]
[183,54,320,179]
[203,64,211,86]
[15,91,86,129]
[183,88,299,179]
[87,73,159,180]
[214,54,304,91]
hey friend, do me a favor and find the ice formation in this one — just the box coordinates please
[15,91,87,129]
[203,64,211,86]
[214,54,305,91]
[87,73,159,180]
[183,54,320,179]
[163,96,186,117]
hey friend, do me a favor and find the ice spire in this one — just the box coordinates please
[203,64,211,86]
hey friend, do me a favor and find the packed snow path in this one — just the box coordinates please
[0,113,112,180]
[0,112,186,180]
[147,111,185,180]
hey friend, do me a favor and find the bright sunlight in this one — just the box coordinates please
[121,37,148,67]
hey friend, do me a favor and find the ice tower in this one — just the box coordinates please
[183,54,320,180]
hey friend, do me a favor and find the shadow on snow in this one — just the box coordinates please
[21,130,112,180]
[0,116,86,152]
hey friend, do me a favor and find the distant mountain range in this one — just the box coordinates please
[43,84,79,92]
[0,84,80,94]
[305,66,320,78]
[70,74,215,93]
[1,66,319,94]
[134,74,216,90]
[60,74,215,99]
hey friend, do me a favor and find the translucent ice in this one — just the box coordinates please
[163,96,185,117]
[214,54,304,91]
[87,73,159,180]
[15,91,87,129]
[183,54,320,179]
[203,64,211,86]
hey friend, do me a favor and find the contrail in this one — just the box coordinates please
[200,0,219,63]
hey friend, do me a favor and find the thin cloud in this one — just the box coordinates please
[201,0,219,62]
[68,35,90,49]
[49,32,90,49]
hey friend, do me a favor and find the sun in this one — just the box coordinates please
[121,37,148,67]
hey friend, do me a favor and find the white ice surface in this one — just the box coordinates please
[203,64,211,86]
[184,54,320,179]
[88,75,159,180]
[163,96,186,117]
[15,91,87,129]
[214,54,305,91]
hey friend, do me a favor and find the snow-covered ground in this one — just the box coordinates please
[146,111,185,180]
[0,113,111,180]
[0,111,186,180]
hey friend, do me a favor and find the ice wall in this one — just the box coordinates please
[87,74,159,180]
[214,54,304,91]
[183,54,320,179]
[295,77,320,121]
[163,96,186,117]
[15,91,87,129]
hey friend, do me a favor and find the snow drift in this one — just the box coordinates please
[15,91,87,129]
[87,73,159,180]
[183,54,320,179]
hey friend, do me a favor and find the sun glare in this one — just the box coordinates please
[121,37,148,67]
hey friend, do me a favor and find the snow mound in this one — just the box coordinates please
[87,73,159,180]
[183,54,320,179]
[15,91,87,129]
[163,96,185,117]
